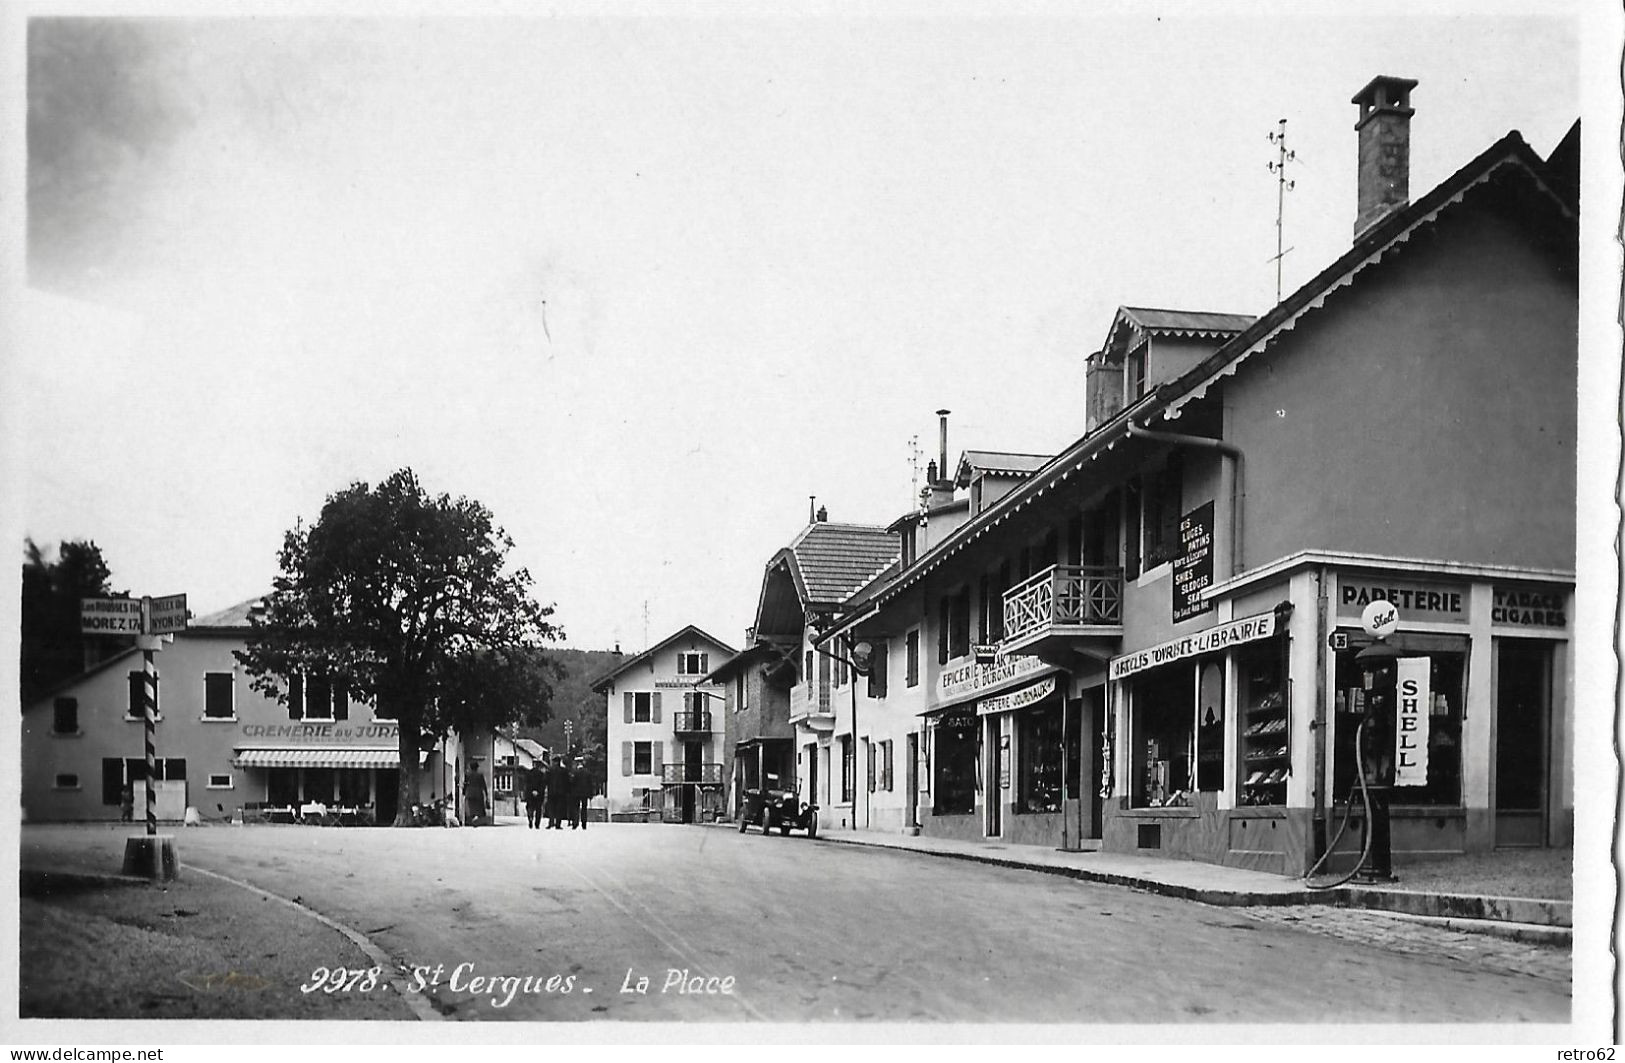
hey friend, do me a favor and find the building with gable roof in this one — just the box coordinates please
[820,76,1578,870]
[593,625,737,822]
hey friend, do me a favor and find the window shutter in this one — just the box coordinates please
[621,741,633,776]
[624,692,634,724]
[938,600,949,664]
[651,742,664,778]
[289,675,304,720]
[866,741,876,792]
[868,643,888,699]
[651,692,662,724]
[334,682,349,721]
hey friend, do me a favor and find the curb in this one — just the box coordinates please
[808,831,1571,930]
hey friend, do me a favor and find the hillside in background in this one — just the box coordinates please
[521,646,623,760]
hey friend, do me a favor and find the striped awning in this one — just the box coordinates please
[234,748,402,769]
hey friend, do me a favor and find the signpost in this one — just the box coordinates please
[81,594,189,880]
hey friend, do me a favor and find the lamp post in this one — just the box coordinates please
[817,636,874,829]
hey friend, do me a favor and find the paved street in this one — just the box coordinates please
[22,822,1570,1024]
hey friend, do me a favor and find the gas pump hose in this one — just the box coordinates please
[1303,717,1373,891]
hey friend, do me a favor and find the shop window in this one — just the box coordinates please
[1333,641,1465,807]
[633,742,653,775]
[125,671,160,719]
[905,631,920,687]
[204,673,235,719]
[267,769,300,806]
[1017,702,1064,813]
[1129,664,1203,808]
[338,769,370,805]
[1237,641,1288,804]
[303,768,337,804]
[932,714,978,815]
[52,697,78,734]
[840,735,854,802]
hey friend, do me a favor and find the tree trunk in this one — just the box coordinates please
[390,688,430,826]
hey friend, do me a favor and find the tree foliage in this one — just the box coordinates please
[21,538,126,703]
[236,469,561,823]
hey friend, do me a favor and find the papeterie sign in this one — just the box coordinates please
[1109,611,1277,681]
[1337,579,1467,622]
[978,677,1056,716]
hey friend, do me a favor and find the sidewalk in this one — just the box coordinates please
[797,826,1572,942]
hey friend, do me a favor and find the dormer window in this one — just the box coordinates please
[1125,342,1148,401]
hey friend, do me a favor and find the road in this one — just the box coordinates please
[22,821,1571,1024]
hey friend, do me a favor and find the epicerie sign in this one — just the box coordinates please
[1109,612,1276,681]
[938,650,1051,702]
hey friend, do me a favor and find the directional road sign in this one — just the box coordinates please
[147,594,189,635]
[80,597,143,635]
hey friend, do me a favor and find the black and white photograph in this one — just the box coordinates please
[3,0,1616,1050]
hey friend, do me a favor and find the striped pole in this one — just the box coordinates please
[143,647,158,837]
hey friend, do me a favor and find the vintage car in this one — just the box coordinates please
[737,780,818,837]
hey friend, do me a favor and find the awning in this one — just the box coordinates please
[234,748,405,769]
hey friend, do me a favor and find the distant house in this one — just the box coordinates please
[593,625,736,822]
[20,598,501,825]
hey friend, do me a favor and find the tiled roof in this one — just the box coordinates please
[788,522,900,607]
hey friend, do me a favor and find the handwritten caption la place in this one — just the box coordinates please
[302,963,734,1009]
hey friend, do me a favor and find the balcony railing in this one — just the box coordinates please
[1003,564,1124,645]
[662,762,725,785]
[672,710,714,734]
[788,682,835,728]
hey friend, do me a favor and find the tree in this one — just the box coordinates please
[21,538,126,703]
[236,469,561,824]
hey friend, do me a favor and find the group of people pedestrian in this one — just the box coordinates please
[524,755,594,830]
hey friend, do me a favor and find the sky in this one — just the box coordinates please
[1,0,1605,656]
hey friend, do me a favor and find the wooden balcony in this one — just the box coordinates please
[1002,564,1124,658]
[672,710,715,735]
[662,762,725,786]
[788,681,835,732]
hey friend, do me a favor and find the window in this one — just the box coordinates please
[839,735,854,802]
[204,673,234,719]
[287,674,304,719]
[736,673,747,712]
[866,642,888,699]
[905,630,920,687]
[866,738,876,793]
[932,714,978,815]
[208,773,234,789]
[1125,342,1147,400]
[951,589,971,659]
[54,773,79,789]
[677,652,709,676]
[634,692,653,722]
[805,650,814,688]
[1140,453,1184,572]
[125,671,159,718]
[1129,663,1224,808]
[52,697,78,734]
[634,742,653,775]
[1017,703,1064,813]
[1332,639,1465,807]
[683,691,707,714]
[102,757,185,804]
[879,739,894,792]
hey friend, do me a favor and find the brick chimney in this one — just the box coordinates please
[1352,75,1418,239]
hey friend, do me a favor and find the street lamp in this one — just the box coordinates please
[818,635,874,830]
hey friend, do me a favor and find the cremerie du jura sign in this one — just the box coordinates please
[81,594,189,637]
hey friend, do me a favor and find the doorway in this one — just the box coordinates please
[682,741,703,824]
[984,716,1002,838]
[905,732,919,828]
[1494,639,1553,847]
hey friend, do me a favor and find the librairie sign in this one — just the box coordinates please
[81,594,189,636]
[1109,611,1277,681]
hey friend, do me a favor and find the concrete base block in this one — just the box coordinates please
[122,834,179,880]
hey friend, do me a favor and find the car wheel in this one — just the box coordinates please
[737,814,748,833]
[762,807,776,835]
[805,818,818,839]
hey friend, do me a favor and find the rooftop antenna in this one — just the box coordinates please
[642,600,649,651]
[908,434,921,501]
[1266,118,1299,304]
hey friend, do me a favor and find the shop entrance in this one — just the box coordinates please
[984,716,1002,837]
[1494,639,1553,847]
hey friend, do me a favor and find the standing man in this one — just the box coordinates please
[524,767,545,829]
[570,756,591,830]
[546,754,573,830]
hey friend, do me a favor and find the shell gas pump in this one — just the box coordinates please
[1306,601,1402,889]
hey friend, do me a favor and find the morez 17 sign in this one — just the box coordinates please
[1172,501,1215,623]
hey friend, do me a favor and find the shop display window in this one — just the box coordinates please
[1332,640,1465,806]
[933,714,978,815]
[1237,640,1289,806]
[1017,702,1064,813]
[1129,664,1196,807]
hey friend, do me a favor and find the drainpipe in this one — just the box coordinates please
[1124,419,1245,579]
